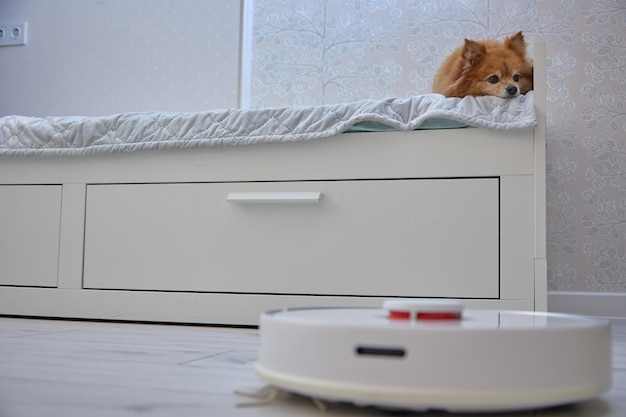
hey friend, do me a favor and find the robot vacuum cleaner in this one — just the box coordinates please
[255,300,612,412]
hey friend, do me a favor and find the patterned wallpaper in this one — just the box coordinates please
[250,0,626,293]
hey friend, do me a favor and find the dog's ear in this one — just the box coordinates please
[462,39,486,66]
[505,31,527,56]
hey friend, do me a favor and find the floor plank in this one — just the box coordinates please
[0,317,624,417]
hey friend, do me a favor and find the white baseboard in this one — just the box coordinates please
[548,291,626,318]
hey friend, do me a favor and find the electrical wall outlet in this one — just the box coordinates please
[0,22,27,47]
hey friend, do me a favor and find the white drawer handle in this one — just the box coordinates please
[226,192,321,204]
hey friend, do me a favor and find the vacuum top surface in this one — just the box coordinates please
[264,305,605,331]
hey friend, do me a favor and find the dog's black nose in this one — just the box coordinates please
[506,85,518,96]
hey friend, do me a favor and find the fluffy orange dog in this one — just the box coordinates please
[433,31,533,98]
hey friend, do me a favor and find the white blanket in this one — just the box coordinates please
[0,92,536,156]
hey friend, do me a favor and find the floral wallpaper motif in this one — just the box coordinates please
[251,0,403,107]
[250,0,626,293]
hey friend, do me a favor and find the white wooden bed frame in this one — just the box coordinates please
[0,44,546,326]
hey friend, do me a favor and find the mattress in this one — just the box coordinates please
[0,92,536,157]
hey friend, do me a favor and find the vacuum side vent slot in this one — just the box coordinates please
[355,345,406,358]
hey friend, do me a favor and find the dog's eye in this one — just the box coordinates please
[513,74,520,82]
[488,75,499,84]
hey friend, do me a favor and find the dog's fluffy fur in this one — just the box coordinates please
[433,31,533,98]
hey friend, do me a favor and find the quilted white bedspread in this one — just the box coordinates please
[0,92,536,156]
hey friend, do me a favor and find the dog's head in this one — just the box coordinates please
[460,31,533,98]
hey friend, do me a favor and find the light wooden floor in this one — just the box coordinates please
[0,316,624,417]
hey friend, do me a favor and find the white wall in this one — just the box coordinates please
[0,0,241,117]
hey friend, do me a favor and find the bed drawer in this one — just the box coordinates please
[83,179,499,298]
[0,185,62,287]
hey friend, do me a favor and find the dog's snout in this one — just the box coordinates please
[506,85,518,96]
